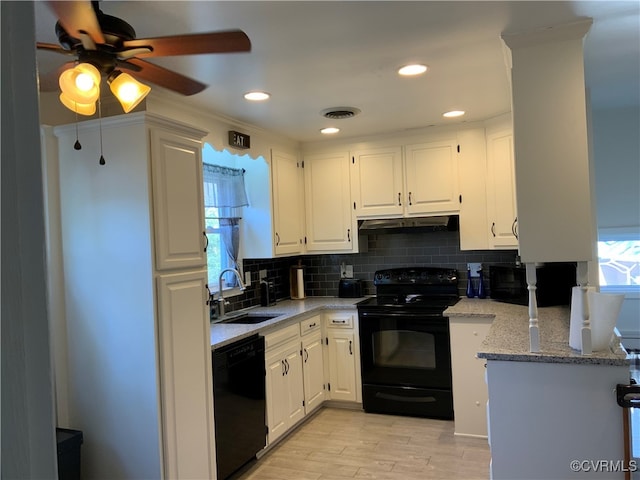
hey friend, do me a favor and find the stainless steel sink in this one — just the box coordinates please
[222,314,279,325]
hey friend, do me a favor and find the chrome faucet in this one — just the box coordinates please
[217,268,246,318]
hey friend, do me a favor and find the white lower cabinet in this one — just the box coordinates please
[265,329,305,445]
[449,315,493,438]
[324,311,361,403]
[264,310,362,445]
[300,315,325,413]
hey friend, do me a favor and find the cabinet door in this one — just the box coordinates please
[486,130,518,249]
[404,140,460,216]
[304,151,356,252]
[265,349,288,445]
[156,270,215,479]
[283,345,305,426]
[302,330,325,413]
[351,147,404,218]
[150,128,207,270]
[326,330,357,402]
[458,128,490,251]
[449,317,493,438]
[271,149,305,256]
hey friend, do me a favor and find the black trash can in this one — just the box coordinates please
[56,428,83,480]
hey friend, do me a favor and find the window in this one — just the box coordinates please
[203,158,248,294]
[598,228,640,296]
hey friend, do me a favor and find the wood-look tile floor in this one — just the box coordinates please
[235,407,491,480]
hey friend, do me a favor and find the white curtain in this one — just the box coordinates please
[203,164,248,213]
[203,164,248,286]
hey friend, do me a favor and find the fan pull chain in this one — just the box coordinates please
[73,107,82,150]
[98,97,105,166]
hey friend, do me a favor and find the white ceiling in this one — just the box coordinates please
[34,1,640,143]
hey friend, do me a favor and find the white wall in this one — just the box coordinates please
[1,2,57,477]
[592,106,640,230]
[592,105,640,349]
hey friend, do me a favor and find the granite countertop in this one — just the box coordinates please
[210,297,363,349]
[445,298,629,366]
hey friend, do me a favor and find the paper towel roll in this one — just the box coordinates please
[589,291,624,351]
[570,287,625,351]
[297,268,305,299]
[569,286,595,351]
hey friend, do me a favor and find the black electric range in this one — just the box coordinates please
[357,267,460,419]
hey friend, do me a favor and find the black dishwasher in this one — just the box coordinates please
[212,334,266,480]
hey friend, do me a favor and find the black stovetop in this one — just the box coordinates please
[357,267,460,314]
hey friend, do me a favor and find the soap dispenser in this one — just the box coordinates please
[466,268,476,298]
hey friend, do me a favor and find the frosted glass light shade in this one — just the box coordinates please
[59,93,96,116]
[109,72,151,113]
[59,63,101,104]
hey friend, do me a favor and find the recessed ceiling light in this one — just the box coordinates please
[320,127,340,135]
[398,64,428,76]
[244,91,270,101]
[443,110,465,118]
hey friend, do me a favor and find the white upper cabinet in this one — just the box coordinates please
[457,128,490,250]
[351,146,404,218]
[404,139,460,216]
[150,127,207,270]
[486,128,518,249]
[271,149,305,256]
[304,151,357,252]
[351,139,460,219]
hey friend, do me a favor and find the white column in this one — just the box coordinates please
[576,262,592,355]
[525,263,540,352]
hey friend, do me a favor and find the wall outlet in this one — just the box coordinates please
[259,269,268,281]
[244,270,252,287]
[344,265,354,278]
[467,263,482,277]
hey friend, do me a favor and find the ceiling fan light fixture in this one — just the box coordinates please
[108,71,151,113]
[59,92,96,116]
[59,63,101,104]
[244,91,270,101]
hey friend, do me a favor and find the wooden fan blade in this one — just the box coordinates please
[123,58,207,96]
[47,0,105,45]
[121,30,251,58]
[36,42,75,55]
[38,61,75,91]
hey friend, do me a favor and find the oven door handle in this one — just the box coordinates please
[375,392,436,403]
[359,311,445,319]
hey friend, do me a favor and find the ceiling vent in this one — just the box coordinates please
[321,107,361,120]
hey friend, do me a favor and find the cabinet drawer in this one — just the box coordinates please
[264,323,300,350]
[299,315,321,336]
[325,312,354,329]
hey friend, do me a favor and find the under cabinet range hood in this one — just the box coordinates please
[358,215,459,234]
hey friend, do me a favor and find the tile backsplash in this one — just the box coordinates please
[224,230,516,314]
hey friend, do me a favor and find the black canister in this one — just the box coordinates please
[260,279,276,306]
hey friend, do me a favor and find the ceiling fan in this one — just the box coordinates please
[37,0,251,114]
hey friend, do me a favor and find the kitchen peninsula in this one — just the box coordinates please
[446,298,630,479]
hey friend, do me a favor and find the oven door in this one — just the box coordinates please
[358,310,452,390]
